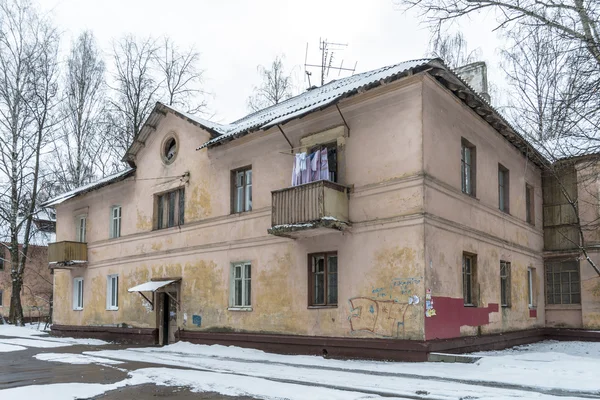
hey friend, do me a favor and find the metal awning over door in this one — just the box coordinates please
[128,279,180,310]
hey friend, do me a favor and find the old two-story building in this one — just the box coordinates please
[44,58,596,360]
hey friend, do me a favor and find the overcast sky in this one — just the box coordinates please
[38,0,503,123]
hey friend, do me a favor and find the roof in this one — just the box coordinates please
[122,102,223,166]
[43,168,135,207]
[197,59,437,150]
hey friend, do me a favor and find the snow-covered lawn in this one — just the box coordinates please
[1,322,598,400]
[0,323,108,350]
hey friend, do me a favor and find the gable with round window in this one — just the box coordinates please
[162,134,179,164]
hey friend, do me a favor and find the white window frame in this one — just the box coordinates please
[229,262,252,310]
[110,206,122,239]
[106,274,119,310]
[75,215,87,242]
[73,278,84,310]
[528,268,535,308]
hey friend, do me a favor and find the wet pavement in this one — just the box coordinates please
[0,335,256,399]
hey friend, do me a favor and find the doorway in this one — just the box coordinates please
[157,291,178,345]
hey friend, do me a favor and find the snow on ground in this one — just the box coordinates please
[0,323,108,348]
[472,339,600,358]
[0,374,151,400]
[85,341,599,398]
[34,352,124,365]
[0,338,71,348]
[0,343,26,352]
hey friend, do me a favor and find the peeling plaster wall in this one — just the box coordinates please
[422,75,545,339]
[53,77,428,339]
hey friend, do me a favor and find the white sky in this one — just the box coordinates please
[38,0,504,123]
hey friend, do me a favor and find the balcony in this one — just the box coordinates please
[268,180,350,238]
[48,241,88,269]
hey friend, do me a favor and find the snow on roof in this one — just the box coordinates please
[196,58,437,150]
[128,280,177,292]
[43,168,135,207]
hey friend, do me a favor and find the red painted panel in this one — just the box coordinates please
[425,296,499,340]
[529,308,537,318]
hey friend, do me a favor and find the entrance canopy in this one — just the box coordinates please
[128,279,181,311]
[128,279,177,293]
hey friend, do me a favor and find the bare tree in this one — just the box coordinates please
[50,31,106,193]
[0,0,60,325]
[156,37,206,114]
[110,35,161,157]
[429,30,481,68]
[247,55,294,112]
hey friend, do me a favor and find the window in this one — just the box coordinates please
[106,274,119,310]
[526,184,535,224]
[0,289,3,307]
[162,136,178,164]
[461,139,476,196]
[232,167,252,213]
[0,253,4,270]
[500,261,511,307]
[155,188,185,229]
[498,164,510,213]
[462,253,477,306]
[75,215,86,242]
[546,260,580,304]
[110,206,122,239]
[230,262,251,308]
[73,278,84,310]
[528,267,535,308]
[309,252,338,307]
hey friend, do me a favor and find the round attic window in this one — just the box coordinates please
[162,136,178,164]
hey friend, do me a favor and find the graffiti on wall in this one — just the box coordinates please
[348,277,421,338]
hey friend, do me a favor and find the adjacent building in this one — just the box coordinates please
[45,58,598,360]
[0,210,56,322]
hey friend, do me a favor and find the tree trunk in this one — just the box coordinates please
[9,276,24,325]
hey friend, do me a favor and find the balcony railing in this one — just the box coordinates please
[269,180,350,237]
[48,241,88,268]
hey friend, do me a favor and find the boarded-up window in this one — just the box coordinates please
[545,260,580,304]
[461,139,476,196]
[526,184,535,225]
[500,261,511,307]
[155,188,185,230]
[498,164,510,213]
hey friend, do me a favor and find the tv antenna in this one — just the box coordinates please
[304,38,357,88]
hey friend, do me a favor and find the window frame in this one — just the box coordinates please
[0,289,3,307]
[110,206,122,239]
[106,274,119,311]
[545,260,580,305]
[461,139,476,197]
[462,253,477,306]
[500,261,511,308]
[73,277,84,311]
[526,184,535,225]
[229,262,252,309]
[231,166,252,214]
[75,215,87,243]
[154,187,185,230]
[308,252,338,308]
[0,252,4,271]
[498,164,510,213]
[528,267,535,308]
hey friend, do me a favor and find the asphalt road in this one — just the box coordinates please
[0,337,256,399]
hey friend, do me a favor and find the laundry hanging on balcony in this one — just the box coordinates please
[292,149,330,186]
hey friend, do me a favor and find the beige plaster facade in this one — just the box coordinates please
[49,65,593,346]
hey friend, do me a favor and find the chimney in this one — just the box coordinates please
[454,61,490,103]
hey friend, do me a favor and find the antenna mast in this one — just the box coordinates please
[304,38,357,88]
